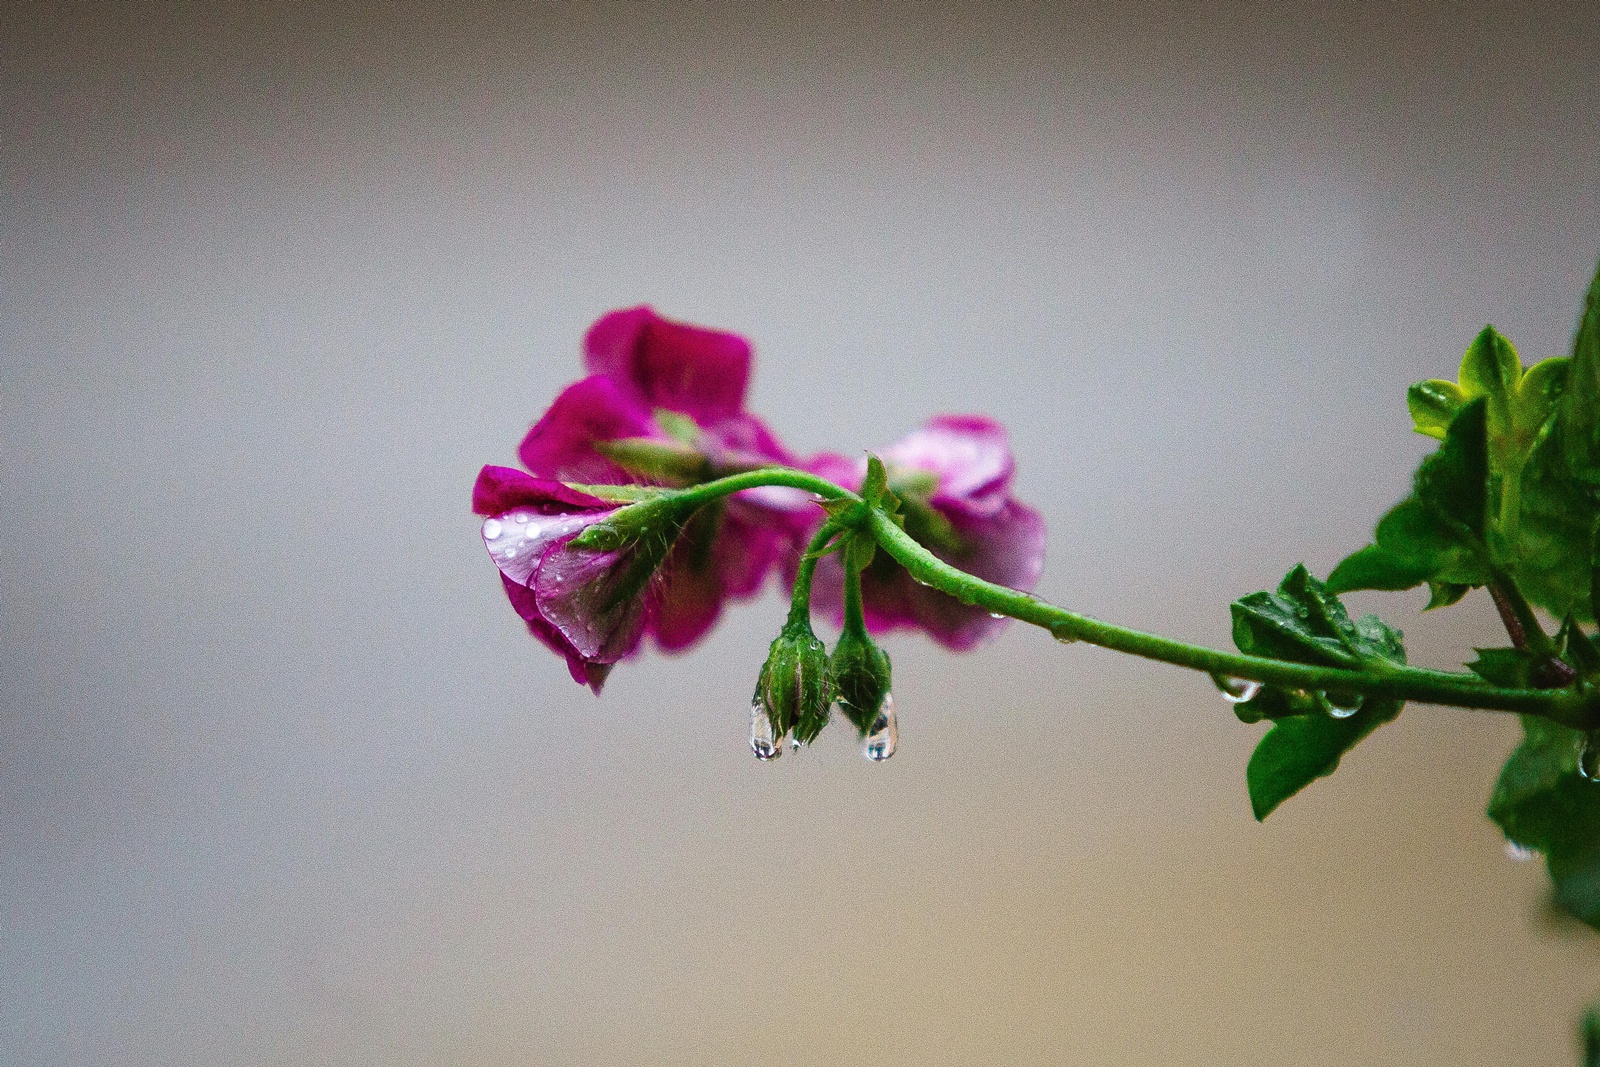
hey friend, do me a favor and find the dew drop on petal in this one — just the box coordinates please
[863,694,897,762]
[513,512,532,524]
[1212,675,1262,704]
[989,612,1006,620]
[1319,691,1363,719]
[482,518,503,540]
[1505,840,1538,862]
[750,700,784,762]
[502,546,517,558]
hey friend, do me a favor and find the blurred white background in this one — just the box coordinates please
[4,2,1599,1063]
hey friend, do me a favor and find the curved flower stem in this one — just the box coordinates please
[787,520,847,630]
[574,467,1599,729]
[864,509,1595,728]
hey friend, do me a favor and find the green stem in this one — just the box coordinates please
[788,521,845,630]
[572,467,1597,729]
[841,542,869,640]
[863,509,1593,728]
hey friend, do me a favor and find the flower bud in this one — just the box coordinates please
[752,624,832,757]
[829,626,893,737]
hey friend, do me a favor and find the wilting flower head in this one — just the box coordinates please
[474,464,692,693]
[511,307,812,653]
[807,415,1047,650]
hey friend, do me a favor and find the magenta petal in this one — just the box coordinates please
[517,375,661,483]
[533,537,651,663]
[648,545,724,652]
[499,574,609,692]
[715,502,786,599]
[701,411,800,469]
[884,415,1015,517]
[584,306,752,423]
[901,500,1047,650]
[473,465,612,516]
[806,451,865,491]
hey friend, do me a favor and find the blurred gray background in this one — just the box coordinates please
[5,2,1600,1064]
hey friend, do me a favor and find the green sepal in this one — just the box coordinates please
[1466,647,1539,688]
[1583,1002,1600,1067]
[1488,714,1600,932]
[829,626,892,737]
[652,408,702,447]
[757,621,833,745]
[594,436,711,485]
[567,492,697,553]
[861,453,890,507]
[1231,566,1408,820]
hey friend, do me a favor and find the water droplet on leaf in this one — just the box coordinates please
[1505,840,1537,862]
[482,519,503,539]
[1319,691,1363,719]
[750,701,786,762]
[1581,734,1600,782]
[1212,675,1262,704]
[862,694,897,762]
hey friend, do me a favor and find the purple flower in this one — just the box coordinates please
[485,307,812,680]
[473,465,661,693]
[807,415,1047,651]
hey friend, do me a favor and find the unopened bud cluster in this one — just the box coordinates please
[750,621,897,763]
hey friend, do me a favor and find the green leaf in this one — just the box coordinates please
[1458,325,1523,401]
[1231,566,1409,819]
[1328,401,1492,596]
[1416,397,1489,539]
[1247,704,1404,820]
[1561,253,1600,488]
[1407,379,1465,440]
[1488,715,1600,931]
[1425,581,1471,609]
[1515,419,1600,622]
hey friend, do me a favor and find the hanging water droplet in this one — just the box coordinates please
[863,694,897,762]
[1050,624,1078,645]
[1212,675,1262,704]
[482,518,503,539]
[1505,840,1538,862]
[1581,734,1600,782]
[1319,691,1363,719]
[750,701,785,761]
